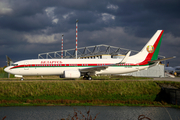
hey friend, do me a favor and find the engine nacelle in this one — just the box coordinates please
[15,75,23,78]
[63,70,81,78]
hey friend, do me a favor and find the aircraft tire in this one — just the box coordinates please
[88,77,92,80]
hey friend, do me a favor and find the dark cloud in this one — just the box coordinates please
[0,0,180,67]
[0,14,52,31]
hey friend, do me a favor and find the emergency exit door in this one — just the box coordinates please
[24,61,29,70]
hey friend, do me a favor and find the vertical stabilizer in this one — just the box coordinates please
[6,55,13,66]
[130,30,164,63]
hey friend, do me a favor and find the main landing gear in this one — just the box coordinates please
[83,73,92,80]
[20,78,24,81]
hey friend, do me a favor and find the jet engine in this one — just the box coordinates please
[62,70,81,78]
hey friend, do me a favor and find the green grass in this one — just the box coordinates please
[0,81,160,100]
[0,80,162,106]
[155,81,180,89]
[89,75,150,80]
[0,72,179,107]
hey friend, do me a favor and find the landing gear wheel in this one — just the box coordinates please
[88,77,92,80]
[20,78,24,81]
[83,73,92,80]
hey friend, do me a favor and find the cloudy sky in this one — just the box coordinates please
[0,0,180,67]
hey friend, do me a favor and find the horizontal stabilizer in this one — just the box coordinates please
[148,56,176,63]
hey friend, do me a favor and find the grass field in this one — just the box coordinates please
[0,80,174,107]
[1,67,180,107]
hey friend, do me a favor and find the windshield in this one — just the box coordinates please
[11,64,18,66]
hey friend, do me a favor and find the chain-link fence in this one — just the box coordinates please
[0,67,8,78]
[0,73,8,78]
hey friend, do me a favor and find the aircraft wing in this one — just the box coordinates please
[148,56,176,63]
[80,65,109,72]
[79,51,131,73]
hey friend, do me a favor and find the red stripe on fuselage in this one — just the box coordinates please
[10,62,148,70]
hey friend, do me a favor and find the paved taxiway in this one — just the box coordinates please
[153,77,180,82]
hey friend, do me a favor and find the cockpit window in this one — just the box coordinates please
[11,64,18,66]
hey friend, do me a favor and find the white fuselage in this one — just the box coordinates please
[5,58,150,76]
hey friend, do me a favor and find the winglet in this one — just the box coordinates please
[118,51,131,64]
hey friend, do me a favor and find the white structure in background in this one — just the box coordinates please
[124,64,164,77]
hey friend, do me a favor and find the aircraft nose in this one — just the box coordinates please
[4,67,10,73]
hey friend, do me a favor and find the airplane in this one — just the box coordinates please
[4,30,175,80]
[174,66,180,76]
[165,66,180,76]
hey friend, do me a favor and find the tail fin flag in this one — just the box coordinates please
[149,30,164,61]
[130,30,164,64]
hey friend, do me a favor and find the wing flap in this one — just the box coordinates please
[80,66,108,72]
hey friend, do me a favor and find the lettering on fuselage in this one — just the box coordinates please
[41,61,63,64]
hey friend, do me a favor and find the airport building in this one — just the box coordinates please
[38,44,166,77]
